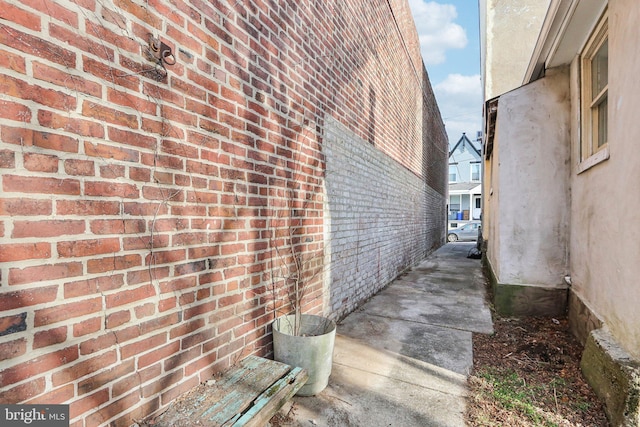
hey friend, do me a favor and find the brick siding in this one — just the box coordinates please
[324,117,446,319]
[0,0,447,425]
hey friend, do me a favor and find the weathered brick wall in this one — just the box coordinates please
[324,117,446,320]
[0,0,446,425]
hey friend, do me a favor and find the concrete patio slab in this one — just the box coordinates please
[272,242,493,427]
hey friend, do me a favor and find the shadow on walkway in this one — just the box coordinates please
[276,242,494,427]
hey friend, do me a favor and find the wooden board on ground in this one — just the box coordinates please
[149,355,308,427]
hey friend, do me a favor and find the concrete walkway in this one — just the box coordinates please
[278,242,494,426]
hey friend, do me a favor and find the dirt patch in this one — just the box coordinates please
[466,316,610,426]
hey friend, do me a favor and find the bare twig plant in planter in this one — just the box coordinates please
[267,126,336,396]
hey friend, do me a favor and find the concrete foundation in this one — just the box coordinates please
[569,290,639,426]
[581,328,640,427]
[484,259,568,317]
[568,290,604,346]
[493,282,568,317]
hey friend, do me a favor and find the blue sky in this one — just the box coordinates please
[408,0,482,146]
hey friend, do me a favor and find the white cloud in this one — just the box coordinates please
[435,73,482,98]
[434,74,483,144]
[408,0,467,65]
[407,1,481,143]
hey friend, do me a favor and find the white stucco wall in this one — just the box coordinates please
[569,0,640,359]
[484,119,502,279]
[481,0,551,101]
[489,67,571,287]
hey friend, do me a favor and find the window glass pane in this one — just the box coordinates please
[449,165,457,182]
[591,39,608,99]
[471,164,480,181]
[597,97,608,147]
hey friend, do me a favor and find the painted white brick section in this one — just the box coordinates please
[323,117,446,319]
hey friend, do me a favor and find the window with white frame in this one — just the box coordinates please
[449,194,461,213]
[580,12,608,168]
[449,165,457,182]
[470,163,481,181]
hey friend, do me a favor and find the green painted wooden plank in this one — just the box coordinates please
[233,367,308,427]
[151,356,301,427]
[201,356,290,424]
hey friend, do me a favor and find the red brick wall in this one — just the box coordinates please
[0,0,446,425]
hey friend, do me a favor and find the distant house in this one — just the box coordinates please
[448,133,482,228]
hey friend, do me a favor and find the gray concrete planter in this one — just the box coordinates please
[272,314,336,396]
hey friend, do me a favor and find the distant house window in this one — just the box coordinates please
[580,12,608,169]
[449,165,457,182]
[470,163,481,181]
[475,198,481,209]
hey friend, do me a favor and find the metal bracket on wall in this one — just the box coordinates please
[146,34,176,75]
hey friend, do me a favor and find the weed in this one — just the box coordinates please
[574,401,591,412]
[474,368,564,426]
[467,317,609,426]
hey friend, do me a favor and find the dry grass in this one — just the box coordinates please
[466,316,610,427]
